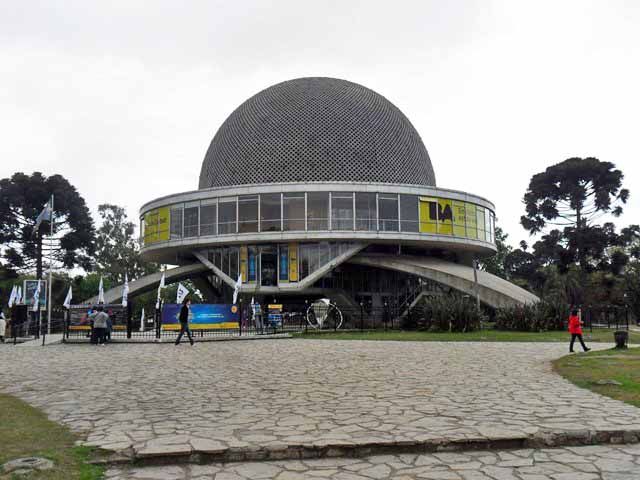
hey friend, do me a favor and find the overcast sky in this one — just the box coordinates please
[1,0,638,248]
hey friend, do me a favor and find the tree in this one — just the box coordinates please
[521,157,629,269]
[0,172,95,278]
[94,204,159,284]
[625,262,640,322]
[480,226,512,279]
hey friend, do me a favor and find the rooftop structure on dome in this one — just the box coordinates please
[96,77,538,320]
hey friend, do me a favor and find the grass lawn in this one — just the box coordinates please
[0,393,104,479]
[294,328,640,343]
[554,347,640,408]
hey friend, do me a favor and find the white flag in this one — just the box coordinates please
[63,286,73,309]
[139,307,145,332]
[8,285,17,307]
[176,283,189,304]
[232,273,242,305]
[155,271,165,309]
[122,273,129,307]
[32,280,41,312]
[98,276,105,304]
[16,286,22,304]
[33,198,52,234]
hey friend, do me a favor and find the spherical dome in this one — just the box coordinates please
[198,77,435,189]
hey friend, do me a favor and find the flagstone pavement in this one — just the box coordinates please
[108,444,640,479]
[1,339,640,461]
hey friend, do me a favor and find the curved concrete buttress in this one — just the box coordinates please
[349,254,539,309]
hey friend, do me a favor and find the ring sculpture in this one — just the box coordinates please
[306,298,343,330]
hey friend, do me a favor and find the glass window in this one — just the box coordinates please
[452,201,466,237]
[283,193,305,231]
[307,192,329,230]
[485,208,492,242]
[299,244,310,279]
[279,245,288,281]
[490,212,496,244]
[229,246,239,279]
[476,207,486,241]
[400,195,418,232]
[170,205,183,239]
[331,192,353,230]
[379,194,398,231]
[419,197,438,233]
[248,246,257,282]
[218,198,237,234]
[355,193,376,231]
[260,245,277,286]
[238,195,258,233]
[319,242,331,266]
[214,249,222,270]
[260,193,281,232]
[222,248,230,276]
[184,202,199,238]
[200,201,217,236]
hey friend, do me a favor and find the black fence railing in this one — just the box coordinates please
[6,301,632,345]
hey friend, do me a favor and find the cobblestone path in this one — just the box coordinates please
[1,340,639,460]
[108,444,640,479]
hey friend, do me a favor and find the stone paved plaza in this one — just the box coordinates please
[108,444,640,479]
[2,340,640,463]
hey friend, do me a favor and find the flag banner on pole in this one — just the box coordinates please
[232,274,242,305]
[8,285,17,307]
[33,199,52,233]
[63,286,73,309]
[139,307,145,332]
[98,276,105,303]
[155,272,165,309]
[16,286,22,304]
[122,273,129,307]
[176,283,189,304]
[32,280,41,312]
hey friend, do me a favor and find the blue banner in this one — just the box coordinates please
[162,304,239,330]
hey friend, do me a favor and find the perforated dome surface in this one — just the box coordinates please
[198,77,435,189]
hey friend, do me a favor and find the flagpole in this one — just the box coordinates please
[47,194,54,335]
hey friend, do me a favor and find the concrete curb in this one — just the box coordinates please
[98,428,640,467]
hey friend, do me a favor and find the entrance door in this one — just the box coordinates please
[261,246,277,286]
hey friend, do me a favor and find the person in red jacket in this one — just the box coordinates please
[569,308,590,353]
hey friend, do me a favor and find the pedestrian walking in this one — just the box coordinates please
[0,311,6,343]
[90,305,110,346]
[175,297,194,346]
[569,308,590,353]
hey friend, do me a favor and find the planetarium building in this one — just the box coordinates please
[133,77,536,317]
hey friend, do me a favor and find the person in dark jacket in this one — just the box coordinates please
[175,297,194,346]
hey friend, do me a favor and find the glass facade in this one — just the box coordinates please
[260,193,281,232]
[184,202,199,238]
[145,191,496,246]
[378,194,399,232]
[355,193,376,231]
[307,192,329,230]
[331,192,354,230]
[238,195,259,233]
[218,198,237,235]
[283,193,305,231]
[207,242,356,286]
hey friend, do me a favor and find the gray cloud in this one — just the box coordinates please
[1,0,638,249]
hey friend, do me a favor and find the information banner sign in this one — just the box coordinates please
[68,304,128,331]
[161,304,239,330]
[23,280,47,309]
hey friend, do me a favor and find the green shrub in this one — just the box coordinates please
[494,301,567,332]
[407,295,486,332]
